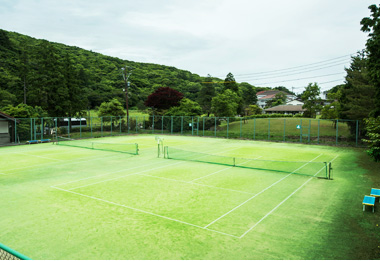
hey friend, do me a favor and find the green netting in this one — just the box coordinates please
[56,137,139,155]
[0,243,31,260]
[164,147,330,178]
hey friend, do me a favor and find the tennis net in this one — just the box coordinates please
[56,137,139,155]
[0,243,31,260]
[164,147,331,178]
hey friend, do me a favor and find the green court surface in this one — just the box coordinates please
[0,135,378,259]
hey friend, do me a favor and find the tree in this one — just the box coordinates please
[223,72,239,93]
[362,117,380,161]
[321,91,341,120]
[0,88,17,108]
[361,4,380,117]
[244,105,262,116]
[211,89,240,117]
[165,98,202,116]
[338,52,375,134]
[239,82,257,106]
[98,98,126,117]
[1,103,47,118]
[144,87,184,112]
[198,74,215,116]
[265,92,287,108]
[301,83,322,118]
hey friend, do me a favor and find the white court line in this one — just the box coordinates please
[13,152,64,161]
[203,154,323,229]
[239,154,340,238]
[51,186,240,239]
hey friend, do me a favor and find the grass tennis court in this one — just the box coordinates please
[1,135,379,259]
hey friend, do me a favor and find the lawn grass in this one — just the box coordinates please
[1,135,379,259]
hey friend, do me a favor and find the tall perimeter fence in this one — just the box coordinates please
[8,116,363,147]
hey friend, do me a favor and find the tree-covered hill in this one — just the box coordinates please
[0,29,231,115]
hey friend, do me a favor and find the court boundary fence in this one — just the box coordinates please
[9,115,363,147]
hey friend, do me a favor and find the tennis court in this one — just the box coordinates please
[0,134,372,259]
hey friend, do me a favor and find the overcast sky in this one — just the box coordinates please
[0,0,375,93]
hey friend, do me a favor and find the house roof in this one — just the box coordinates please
[264,105,306,112]
[257,90,295,100]
[0,111,16,122]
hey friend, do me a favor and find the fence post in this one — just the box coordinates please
[181,116,183,134]
[197,117,199,136]
[162,116,164,134]
[300,119,302,143]
[283,119,286,142]
[317,119,320,144]
[90,117,93,137]
[14,119,17,143]
[227,117,229,138]
[308,120,311,143]
[203,117,205,136]
[240,118,242,138]
[336,119,339,145]
[253,118,256,140]
[214,117,217,137]
[171,116,173,134]
[356,120,359,147]
[268,118,270,140]
[191,117,194,136]
[152,115,155,134]
[100,117,103,137]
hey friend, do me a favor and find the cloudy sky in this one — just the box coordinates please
[0,0,374,93]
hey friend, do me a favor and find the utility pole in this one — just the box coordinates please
[121,66,134,130]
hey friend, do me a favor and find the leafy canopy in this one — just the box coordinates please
[211,89,240,117]
[98,98,126,117]
[144,87,184,111]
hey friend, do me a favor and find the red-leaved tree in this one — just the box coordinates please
[144,87,184,110]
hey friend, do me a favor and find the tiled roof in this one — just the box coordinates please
[0,111,16,121]
[264,105,306,112]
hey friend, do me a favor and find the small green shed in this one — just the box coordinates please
[0,111,16,145]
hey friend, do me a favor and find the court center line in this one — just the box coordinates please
[239,154,340,238]
[51,186,240,239]
[203,154,323,229]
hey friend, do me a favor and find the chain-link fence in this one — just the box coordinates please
[9,116,363,147]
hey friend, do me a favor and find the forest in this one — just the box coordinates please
[0,28,269,118]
